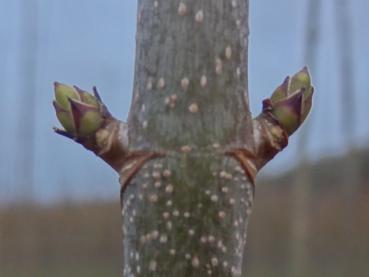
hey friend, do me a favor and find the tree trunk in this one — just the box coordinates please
[52,0,314,276]
[123,2,253,275]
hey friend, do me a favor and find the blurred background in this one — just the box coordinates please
[0,0,368,276]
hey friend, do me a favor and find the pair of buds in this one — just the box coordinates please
[53,83,111,138]
[263,67,314,135]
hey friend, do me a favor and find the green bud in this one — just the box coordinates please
[78,111,104,137]
[272,89,303,135]
[69,98,103,137]
[264,66,314,136]
[53,83,111,139]
[54,82,80,111]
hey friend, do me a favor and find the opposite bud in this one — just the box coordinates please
[264,67,314,136]
[53,82,109,138]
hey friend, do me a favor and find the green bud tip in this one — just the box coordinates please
[53,83,111,138]
[289,66,311,93]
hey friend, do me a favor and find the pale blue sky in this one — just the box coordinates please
[0,0,368,203]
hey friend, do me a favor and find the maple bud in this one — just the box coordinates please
[264,67,314,135]
[53,83,107,138]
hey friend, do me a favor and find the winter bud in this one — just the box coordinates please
[53,82,107,138]
[264,67,314,136]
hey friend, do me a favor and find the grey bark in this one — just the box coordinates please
[122,1,253,276]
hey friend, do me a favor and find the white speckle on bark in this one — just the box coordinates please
[163,211,170,219]
[246,207,252,215]
[181,145,192,153]
[170,94,178,101]
[151,230,159,240]
[163,169,172,177]
[149,260,157,271]
[192,256,200,267]
[178,2,187,16]
[236,67,241,77]
[211,257,219,266]
[157,78,165,89]
[188,103,199,113]
[165,184,174,194]
[225,46,232,59]
[181,77,190,90]
[154,1,159,8]
[218,211,226,219]
[146,78,153,90]
[208,235,215,243]
[200,75,207,87]
[195,10,204,23]
[200,236,207,243]
[160,234,168,243]
[212,143,220,149]
[148,194,158,203]
[152,171,161,179]
[210,194,219,202]
[215,57,223,74]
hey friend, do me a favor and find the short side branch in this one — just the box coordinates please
[252,67,314,171]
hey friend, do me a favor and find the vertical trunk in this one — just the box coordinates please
[123,1,253,276]
[128,0,253,151]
